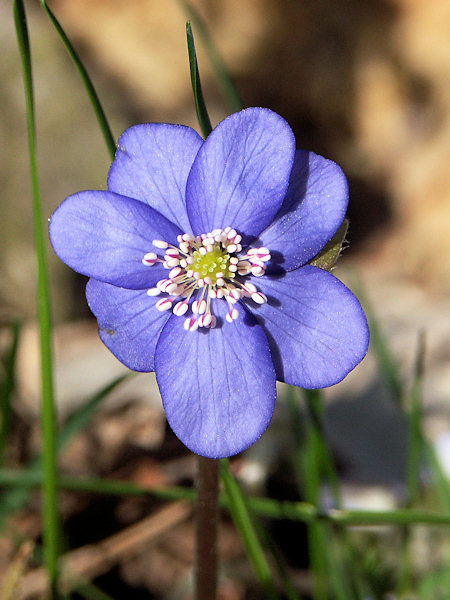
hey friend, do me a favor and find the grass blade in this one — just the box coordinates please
[13,0,60,593]
[177,0,242,113]
[406,330,426,506]
[39,0,116,159]
[220,459,278,600]
[186,22,213,138]
[1,469,449,525]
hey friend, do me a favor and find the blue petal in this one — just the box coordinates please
[186,108,295,242]
[245,265,369,388]
[154,302,276,458]
[107,124,203,232]
[49,191,182,289]
[86,279,170,372]
[258,150,348,272]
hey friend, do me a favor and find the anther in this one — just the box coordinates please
[156,298,173,311]
[173,300,188,316]
[142,252,159,266]
[226,308,239,323]
[184,317,199,331]
[251,292,267,304]
[169,267,183,279]
[152,240,169,249]
[146,287,160,296]
[250,264,265,276]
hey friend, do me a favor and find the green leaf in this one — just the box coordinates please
[220,459,278,600]
[39,0,116,159]
[13,0,60,592]
[186,22,213,139]
[310,219,348,271]
[177,1,242,113]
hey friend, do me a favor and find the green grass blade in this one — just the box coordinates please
[72,582,116,600]
[39,0,116,159]
[397,331,427,595]
[220,459,278,600]
[299,389,364,600]
[186,22,213,138]
[0,321,21,463]
[177,1,242,113]
[302,389,342,507]
[303,390,372,599]
[13,0,60,593]
[2,469,449,525]
[423,442,450,509]
[301,416,328,600]
[405,330,426,506]
[0,470,195,503]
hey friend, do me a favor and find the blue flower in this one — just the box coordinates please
[49,108,369,458]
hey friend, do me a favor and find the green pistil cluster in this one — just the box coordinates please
[192,246,232,283]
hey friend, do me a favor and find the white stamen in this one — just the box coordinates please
[157,279,170,291]
[256,248,271,261]
[227,288,242,303]
[166,258,180,268]
[173,300,188,316]
[252,291,267,304]
[166,283,183,296]
[142,252,159,266]
[146,287,160,296]
[165,248,180,259]
[156,298,173,311]
[169,267,183,279]
[241,282,257,295]
[152,240,169,249]
[192,299,207,314]
[184,317,199,331]
[250,264,265,276]
[226,308,239,323]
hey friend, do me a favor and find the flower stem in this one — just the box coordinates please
[195,456,219,600]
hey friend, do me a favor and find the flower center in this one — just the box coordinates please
[192,246,232,283]
[142,227,270,331]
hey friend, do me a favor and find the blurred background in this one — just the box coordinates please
[1,0,449,598]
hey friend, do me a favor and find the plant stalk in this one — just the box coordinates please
[195,456,219,600]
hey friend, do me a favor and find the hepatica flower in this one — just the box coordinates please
[49,108,369,458]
